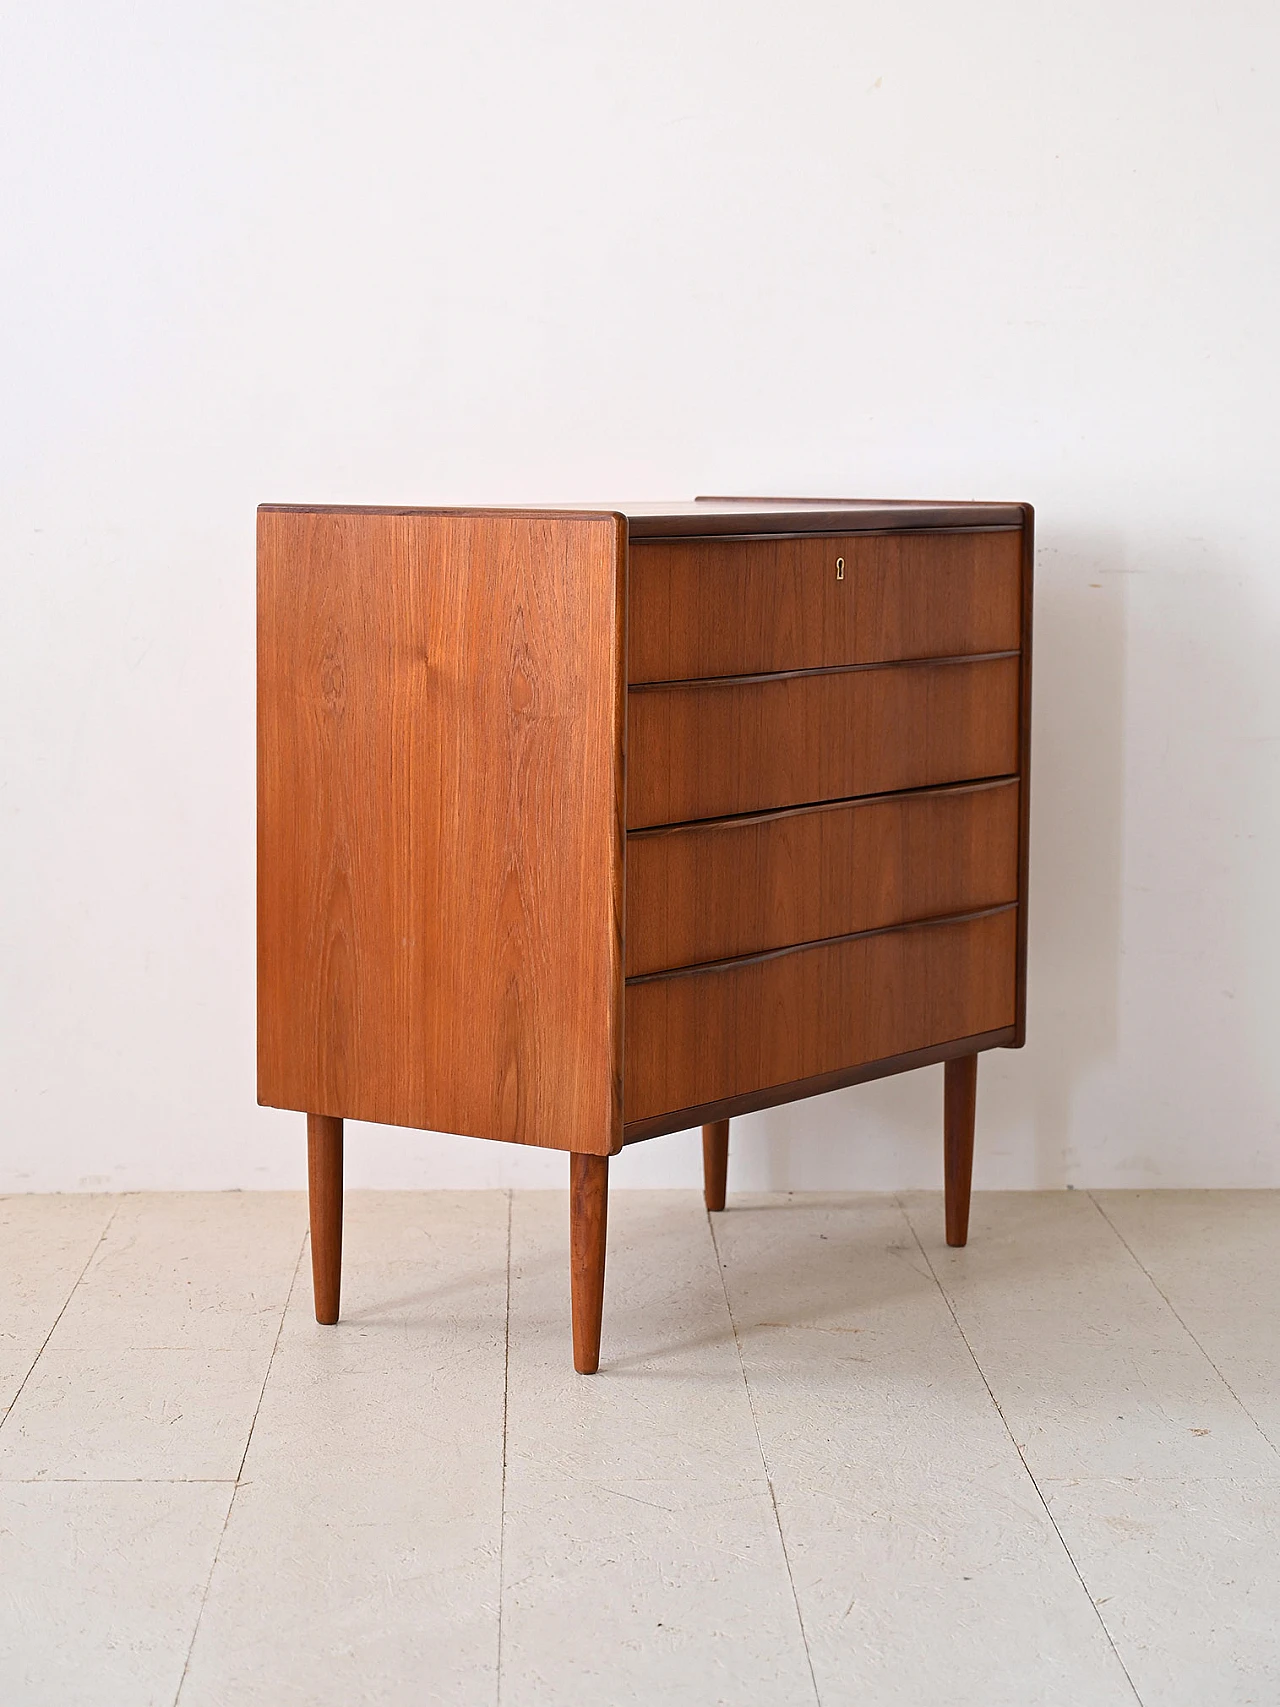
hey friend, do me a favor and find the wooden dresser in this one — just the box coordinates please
[258,497,1033,1370]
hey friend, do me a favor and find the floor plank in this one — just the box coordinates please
[1093,1190,1280,1453]
[0,1195,304,1482]
[0,1345,279,1482]
[716,1193,1135,1707]
[499,1190,815,1707]
[0,1481,232,1707]
[903,1191,1277,1481]
[907,1189,1280,1707]
[1042,1472,1280,1707]
[51,1192,309,1353]
[4,1189,1279,1706]
[177,1191,509,1707]
[0,1195,116,1418]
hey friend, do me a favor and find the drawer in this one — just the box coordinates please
[625,778,1019,976]
[628,527,1022,684]
[624,906,1017,1125]
[626,654,1019,829]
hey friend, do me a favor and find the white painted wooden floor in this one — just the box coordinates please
[2,1190,1278,1706]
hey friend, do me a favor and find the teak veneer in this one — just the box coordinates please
[258,496,1034,1371]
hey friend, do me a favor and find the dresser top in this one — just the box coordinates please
[260,497,1028,539]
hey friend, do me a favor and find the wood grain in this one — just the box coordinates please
[623,1027,1015,1143]
[944,1054,978,1247]
[627,655,1019,829]
[626,778,1019,977]
[624,908,1017,1125]
[257,508,626,1154]
[628,528,1022,683]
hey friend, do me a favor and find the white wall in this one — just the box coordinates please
[3,1,1278,1192]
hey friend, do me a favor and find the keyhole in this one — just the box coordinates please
[836,557,845,580]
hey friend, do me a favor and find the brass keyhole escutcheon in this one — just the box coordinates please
[836,556,845,580]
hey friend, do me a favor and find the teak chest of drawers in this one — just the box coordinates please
[258,497,1033,1371]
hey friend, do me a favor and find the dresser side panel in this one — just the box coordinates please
[257,509,625,1153]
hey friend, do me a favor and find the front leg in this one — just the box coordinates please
[569,1153,609,1373]
[702,1120,729,1212]
[307,1114,344,1322]
[943,1055,977,1247]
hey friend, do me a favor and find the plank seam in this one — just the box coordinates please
[897,1196,1144,1707]
[708,1214,822,1706]
[173,1226,308,1705]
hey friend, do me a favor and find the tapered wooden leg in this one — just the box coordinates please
[702,1119,729,1212]
[569,1153,608,1374]
[944,1054,978,1248]
[307,1114,343,1324]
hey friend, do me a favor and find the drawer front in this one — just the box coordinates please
[628,528,1022,684]
[625,778,1019,977]
[627,654,1019,829]
[625,907,1017,1125]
